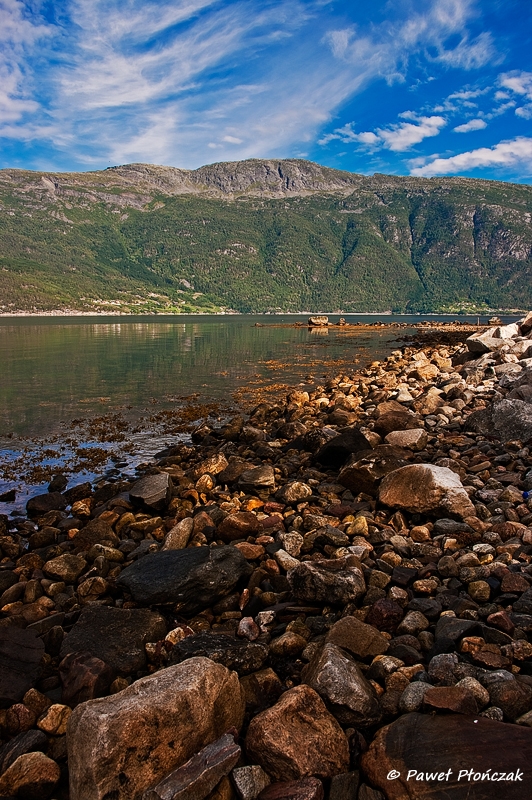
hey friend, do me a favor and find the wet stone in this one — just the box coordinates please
[169,633,268,675]
[129,473,173,511]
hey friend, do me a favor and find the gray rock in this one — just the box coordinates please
[288,558,365,606]
[0,627,45,707]
[238,465,276,498]
[303,643,381,726]
[467,398,532,442]
[231,765,271,800]
[26,491,67,516]
[118,545,252,613]
[169,633,268,676]
[142,732,240,800]
[60,605,166,675]
[399,682,430,713]
[129,473,173,511]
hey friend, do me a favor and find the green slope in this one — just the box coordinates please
[0,160,531,313]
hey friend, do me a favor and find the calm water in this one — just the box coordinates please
[0,313,519,512]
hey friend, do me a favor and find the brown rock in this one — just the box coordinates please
[488,680,532,721]
[245,685,349,781]
[218,512,262,541]
[374,411,421,438]
[72,518,120,551]
[326,616,389,660]
[0,751,60,799]
[379,464,475,518]
[67,658,245,800]
[365,599,403,633]
[143,732,240,800]
[501,573,530,594]
[59,652,115,707]
[37,703,72,735]
[362,712,532,799]
[43,553,87,582]
[0,627,45,707]
[257,777,324,800]
[423,686,478,714]
[240,668,283,712]
[162,517,194,551]
[338,449,408,496]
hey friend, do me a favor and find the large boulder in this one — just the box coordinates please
[361,712,532,799]
[288,558,366,606]
[379,464,475,519]
[59,605,167,675]
[117,545,252,613]
[338,446,409,496]
[67,658,245,800]
[245,685,349,781]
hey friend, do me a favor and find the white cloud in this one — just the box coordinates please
[222,135,243,144]
[499,70,532,98]
[377,115,446,151]
[0,0,53,124]
[411,136,532,176]
[453,118,487,133]
[516,105,532,120]
[318,122,379,146]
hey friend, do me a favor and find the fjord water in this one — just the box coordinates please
[0,313,517,511]
[1,314,413,438]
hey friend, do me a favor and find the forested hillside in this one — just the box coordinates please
[0,159,531,313]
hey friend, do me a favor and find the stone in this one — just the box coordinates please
[60,605,166,675]
[466,328,507,354]
[488,679,532,721]
[328,772,360,800]
[302,643,381,726]
[37,703,72,735]
[169,633,268,675]
[0,751,60,799]
[269,632,308,658]
[0,729,48,773]
[72,518,119,551]
[288,558,365,605]
[162,517,194,550]
[143,732,240,800]
[468,580,491,602]
[240,668,283,712]
[245,685,349,781]
[434,617,478,642]
[59,652,115,707]
[0,627,45,707]
[468,399,532,443]
[315,428,371,469]
[384,429,428,451]
[43,553,87,582]
[218,512,262,541]
[455,677,490,708]
[129,473,173,511]
[118,546,252,613]
[379,464,475,518]
[238,466,276,498]
[374,411,421,438]
[231,765,271,800]
[276,482,313,504]
[192,453,229,479]
[365,599,403,633]
[362,712,532,799]
[308,316,328,326]
[67,658,245,800]
[26,492,67,516]
[338,449,408,496]
[257,777,324,800]
[423,686,478,714]
[325,616,389,660]
[398,682,430,713]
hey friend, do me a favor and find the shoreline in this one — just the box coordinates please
[2,319,532,797]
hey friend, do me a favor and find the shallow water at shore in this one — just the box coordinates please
[0,313,519,513]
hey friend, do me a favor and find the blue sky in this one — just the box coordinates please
[1,0,532,181]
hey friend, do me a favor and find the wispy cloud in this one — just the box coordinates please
[411,136,532,176]
[453,117,486,132]
[0,0,52,128]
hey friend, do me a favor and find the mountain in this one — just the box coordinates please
[1,158,531,314]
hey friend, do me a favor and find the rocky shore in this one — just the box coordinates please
[2,316,532,799]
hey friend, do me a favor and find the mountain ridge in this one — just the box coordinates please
[1,159,531,313]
